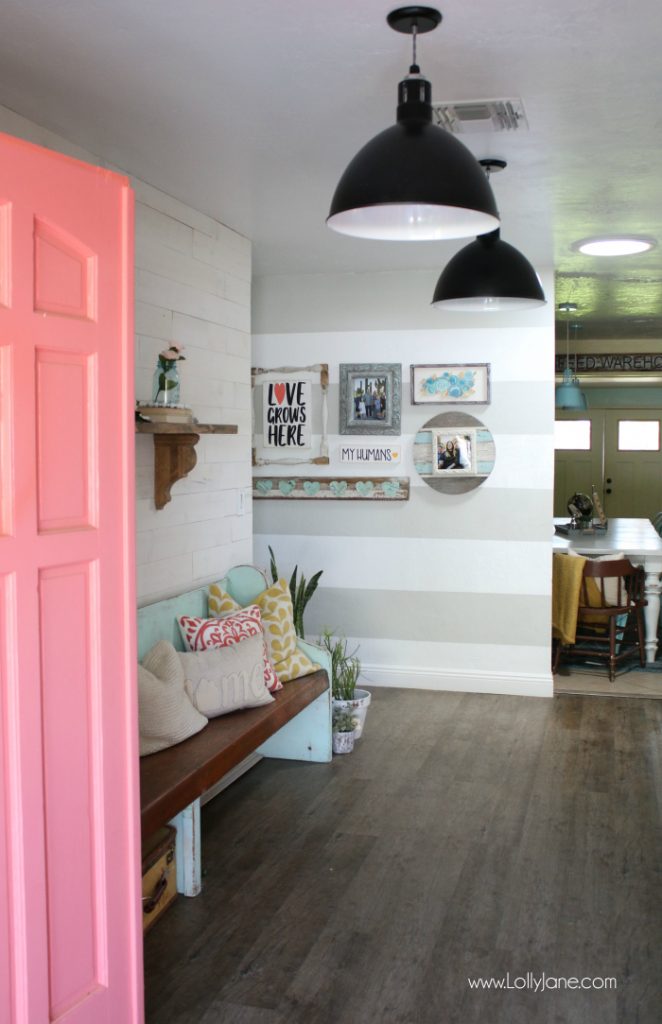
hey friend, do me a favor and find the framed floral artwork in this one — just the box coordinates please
[339,363,401,436]
[410,363,491,405]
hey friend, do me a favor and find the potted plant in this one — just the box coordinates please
[332,707,358,754]
[321,630,371,739]
[268,546,323,638]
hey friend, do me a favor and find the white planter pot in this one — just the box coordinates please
[332,730,355,755]
[332,689,371,739]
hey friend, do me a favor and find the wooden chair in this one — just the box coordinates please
[556,558,646,681]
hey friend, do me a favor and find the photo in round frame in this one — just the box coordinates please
[413,411,496,494]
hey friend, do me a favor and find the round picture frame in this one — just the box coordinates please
[413,411,496,494]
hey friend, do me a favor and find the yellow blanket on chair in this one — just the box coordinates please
[552,552,587,644]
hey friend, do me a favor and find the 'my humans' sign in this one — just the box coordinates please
[264,380,311,449]
[340,445,401,464]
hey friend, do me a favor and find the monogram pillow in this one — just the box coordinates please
[177,605,281,692]
[178,633,274,718]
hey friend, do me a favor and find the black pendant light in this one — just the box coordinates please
[431,160,546,310]
[326,7,499,241]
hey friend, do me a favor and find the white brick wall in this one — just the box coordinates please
[0,103,254,605]
[133,179,253,603]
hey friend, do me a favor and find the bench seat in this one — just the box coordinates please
[140,669,328,840]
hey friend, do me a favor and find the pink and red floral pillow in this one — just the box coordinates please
[177,605,282,692]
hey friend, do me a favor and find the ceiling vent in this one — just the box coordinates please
[432,98,528,134]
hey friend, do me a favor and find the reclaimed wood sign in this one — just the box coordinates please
[554,353,662,373]
[253,476,410,501]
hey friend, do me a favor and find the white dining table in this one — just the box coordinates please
[553,517,662,663]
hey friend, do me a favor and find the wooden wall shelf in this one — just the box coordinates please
[136,421,238,509]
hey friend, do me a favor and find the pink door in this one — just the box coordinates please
[0,133,142,1022]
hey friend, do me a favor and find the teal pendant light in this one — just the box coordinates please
[555,305,587,410]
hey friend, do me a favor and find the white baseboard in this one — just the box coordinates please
[360,663,554,698]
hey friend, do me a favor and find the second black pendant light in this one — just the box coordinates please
[432,159,546,311]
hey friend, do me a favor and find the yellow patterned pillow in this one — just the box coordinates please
[208,578,318,683]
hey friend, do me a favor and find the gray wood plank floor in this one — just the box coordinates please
[144,688,662,1024]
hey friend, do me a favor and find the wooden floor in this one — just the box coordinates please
[144,687,662,1024]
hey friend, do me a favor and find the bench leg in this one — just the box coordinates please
[169,800,202,897]
[258,691,332,763]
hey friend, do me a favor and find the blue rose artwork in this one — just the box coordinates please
[421,370,476,400]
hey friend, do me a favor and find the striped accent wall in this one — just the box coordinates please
[253,271,555,698]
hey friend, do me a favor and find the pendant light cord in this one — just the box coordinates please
[410,23,420,73]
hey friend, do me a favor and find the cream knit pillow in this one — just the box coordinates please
[138,640,208,756]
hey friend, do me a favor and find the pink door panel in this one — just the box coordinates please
[0,132,142,1023]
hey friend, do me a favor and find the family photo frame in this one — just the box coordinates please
[339,363,401,436]
[433,428,477,475]
[411,363,491,405]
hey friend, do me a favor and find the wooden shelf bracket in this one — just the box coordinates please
[136,421,238,509]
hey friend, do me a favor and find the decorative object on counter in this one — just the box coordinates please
[252,364,329,466]
[567,492,594,529]
[331,708,358,754]
[591,484,608,529]
[253,476,410,501]
[410,363,490,405]
[339,363,401,436]
[414,411,495,494]
[152,344,185,406]
[321,630,371,740]
[267,546,323,639]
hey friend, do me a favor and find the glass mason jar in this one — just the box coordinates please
[152,360,180,406]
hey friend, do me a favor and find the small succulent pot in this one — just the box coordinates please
[332,689,371,739]
[332,729,356,755]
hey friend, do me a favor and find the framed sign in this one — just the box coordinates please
[411,363,491,405]
[339,363,401,436]
[339,444,401,465]
[252,364,329,466]
[262,378,312,450]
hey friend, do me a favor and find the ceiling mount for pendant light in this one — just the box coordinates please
[555,304,587,410]
[326,7,500,241]
[431,159,546,310]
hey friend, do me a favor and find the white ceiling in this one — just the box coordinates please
[1,0,661,337]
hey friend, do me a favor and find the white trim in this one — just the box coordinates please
[361,662,554,698]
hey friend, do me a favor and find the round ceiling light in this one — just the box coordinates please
[572,236,656,256]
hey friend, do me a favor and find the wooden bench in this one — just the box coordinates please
[137,572,332,895]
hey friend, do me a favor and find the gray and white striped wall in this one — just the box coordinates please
[253,269,555,698]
